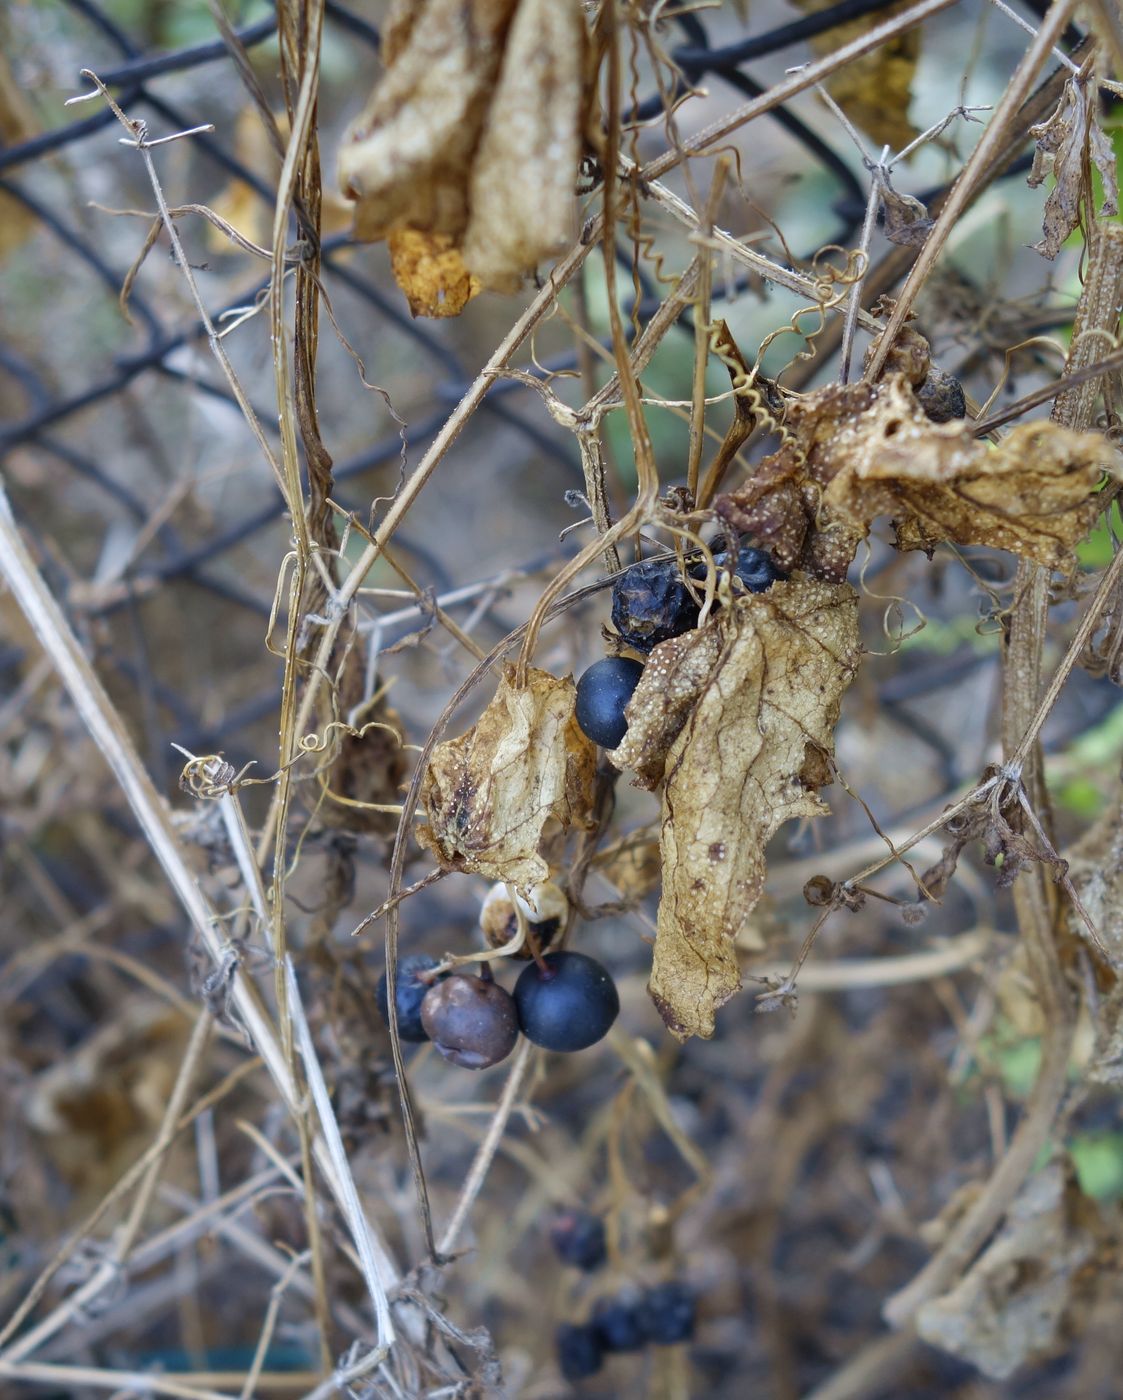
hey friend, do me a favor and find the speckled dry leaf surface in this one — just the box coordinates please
[718,374,1116,579]
[640,577,861,1041]
[387,227,480,317]
[418,665,596,891]
[1028,73,1119,259]
[339,0,583,301]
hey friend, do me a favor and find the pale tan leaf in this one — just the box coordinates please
[338,0,518,242]
[915,1163,1095,1380]
[650,577,861,1040]
[718,375,1115,578]
[461,0,583,291]
[607,623,725,789]
[388,228,481,318]
[418,664,596,891]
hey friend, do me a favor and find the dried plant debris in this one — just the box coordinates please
[1028,74,1119,259]
[717,374,1115,579]
[616,577,861,1040]
[419,664,596,891]
[793,0,921,152]
[915,1162,1097,1380]
[388,227,480,318]
[339,0,584,303]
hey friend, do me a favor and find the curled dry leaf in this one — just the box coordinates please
[461,0,583,293]
[388,228,480,318]
[338,0,515,243]
[642,576,861,1040]
[339,0,583,300]
[915,1162,1096,1380]
[718,374,1114,579]
[418,665,596,892]
[1028,74,1118,260]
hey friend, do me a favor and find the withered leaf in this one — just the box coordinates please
[808,377,1112,567]
[388,228,481,318]
[338,0,517,242]
[649,577,861,1040]
[880,180,933,246]
[718,375,1115,579]
[794,0,920,152]
[607,623,725,789]
[1028,74,1119,259]
[461,0,583,291]
[418,664,596,892]
[915,1162,1095,1380]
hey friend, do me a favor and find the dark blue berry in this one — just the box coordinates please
[549,1208,607,1271]
[556,1322,604,1381]
[611,558,699,652]
[591,1291,647,1352]
[696,544,784,594]
[575,657,643,750]
[514,952,619,1052]
[376,954,441,1042]
[639,1281,696,1344]
[420,973,519,1069]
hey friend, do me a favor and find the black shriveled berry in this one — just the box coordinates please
[514,951,619,1052]
[376,954,442,1043]
[591,1290,648,1352]
[916,366,966,423]
[639,1281,696,1344]
[611,558,699,652]
[556,1322,604,1381]
[420,973,519,1069]
[575,657,643,750]
[549,1208,607,1271]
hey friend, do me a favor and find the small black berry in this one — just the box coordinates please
[591,1291,647,1352]
[549,1208,607,1271]
[916,366,966,423]
[376,954,442,1043]
[556,1322,604,1381]
[639,1281,696,1345]
[514,951,619,1052]
[575,657,643,750]
[420,974,519,1069]
[611,558,700,652]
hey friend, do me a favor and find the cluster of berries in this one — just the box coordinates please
[575,545,783,749]
[556,1281,697,1380]
[547,1208,696,1380]
[376,949,620,1069]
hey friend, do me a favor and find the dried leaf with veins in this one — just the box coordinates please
[647,577,861,1041]
[1028,73,1119,259]
[418,665,596,892]
[607,623,726,789]
[461,0,583,291]
[338,0,517,242]
[718,374,1115,579]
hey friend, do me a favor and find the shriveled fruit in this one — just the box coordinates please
[639,1281,696,1344]
[549,1208,607,1271]
[420,973,519,1069]
[376,953,443,1043]
[514,951,619,1051]
[591,1290,648,1352]
[611,558,699,652]
[556,1322,604,1380]
[575,657,643,749]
